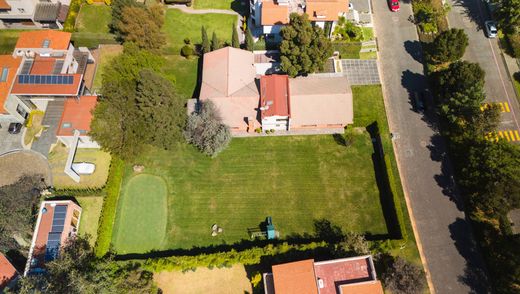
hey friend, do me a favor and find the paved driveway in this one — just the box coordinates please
[373,0,489,293]
[0,122,23,155]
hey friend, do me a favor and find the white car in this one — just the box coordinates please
[72,162,96,175]
[485,21,498,38]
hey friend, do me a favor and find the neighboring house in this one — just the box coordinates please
[56,95,99,149]
[263,256,384,294]
[24,200,82,276]
[250,0,349,40]
[0,30,95,124]
[0,0,69,29]
[0,253,18,291]
[198,47,353,135]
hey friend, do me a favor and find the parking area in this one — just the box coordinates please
[341,59,380,85]
[0,122,23,155]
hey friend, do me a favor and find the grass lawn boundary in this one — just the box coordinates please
[94,157,124,257]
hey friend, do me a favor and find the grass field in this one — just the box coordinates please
[112,174,168,254]
[154,265,252,294]
[163,55,199,98]
[193,0,248,14]
[76,4,111,34]
[0,30,24,54]
[78,196,104,246]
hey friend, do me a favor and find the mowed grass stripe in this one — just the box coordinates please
[112,174,168,254]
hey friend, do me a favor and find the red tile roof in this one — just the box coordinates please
[260,74,290,118]
[340,281,384,294]
[0,0,10,10]
[56,96,97,136]
[15,30,71,50]
[10,74,82,96]
[306,0,349,21]
[272,259,319,294]
[261,0,289,25]
[0,55,22,114]
[314,257,373,294]
[30,56,63,75]
[0,253,17,290]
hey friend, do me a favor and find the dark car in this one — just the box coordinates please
[8,122,22,134]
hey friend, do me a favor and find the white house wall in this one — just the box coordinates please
[58,136,100,149]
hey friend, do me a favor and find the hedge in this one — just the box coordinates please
[63,0,83,32]
[143,241,328,272]
[384,155,408,241]
[94,156,124,257]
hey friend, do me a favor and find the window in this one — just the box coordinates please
[0,67,8,82]
[62,122,72,128]
[42,39,50,48]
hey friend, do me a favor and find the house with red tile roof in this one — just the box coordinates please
[250,0,349,40]
[24,200,82,276]
[198,47,352,135]
[0,253,18,291]
[0,0,69,29]
[56,95,99,149]
[263,255,384,294]
[0,30,95,125]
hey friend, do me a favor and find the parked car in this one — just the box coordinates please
[389,0,400,11]
[72,162,96,175]
[484,21,498,38]
[8,123,22,134]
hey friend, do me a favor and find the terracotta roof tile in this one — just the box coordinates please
[0,253,17,290]
[0,0,10,10]
[261,0,289,25]
[0,55,22,114]
[15,30,71,50]
[30,56,62,75]
[306,0,349,21]
[272,259,319,294]
[260,74,290,118]
[339,281,384,294]
[56,96,97,136]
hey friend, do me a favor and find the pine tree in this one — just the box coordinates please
[201,25,210,54]
[232,22,240,48]
[211,32,220,51]
[245,27,254,51]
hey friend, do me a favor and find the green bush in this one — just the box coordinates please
[63,0,82,32]
[507,33,520,57]
[180,45,194,58]
[94,157,124,257]
[332,16,363,42]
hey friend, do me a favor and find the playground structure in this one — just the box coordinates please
[249,216,280,240]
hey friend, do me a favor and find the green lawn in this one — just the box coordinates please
[0,30,24,54]
[92,45,123,91]
[163,8,237,55]
[193,0,248,14]
[112,174,168,254]
[76,4,111,34]
[163,55,199,98]
[78,196,104,246]
[332,42,361,59]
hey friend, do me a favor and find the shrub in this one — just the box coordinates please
[332,16,363,41]
[382,257,426,294]
[184,100,232,157]
[183,37,191,45]
[507,33,520,57]
[63,0,82,32]
[94,157,124,257]
[180,44,194,58]
[251,272,262,288]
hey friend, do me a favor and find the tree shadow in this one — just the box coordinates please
[449,218,490,293]
[231,0,249,16]
[191,56,203,99]
[450,0,489,31]
[404,40,425,64]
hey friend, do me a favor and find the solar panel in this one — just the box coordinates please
[17,75,75,85]
[55,205,67,213]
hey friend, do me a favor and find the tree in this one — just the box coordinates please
[135,69,186,149]
[382,257,426,294]
[0,175,43,252]
[211,32,221,51]
[334,232,370,257]
[184,100,231,157]
[110,0,143,39]
[279,13,332,77]
[116,5,166,50]
[14,236,153,293]
[245,27,254,51]
[201,25,210,54]
[232,22,240,48]
[434,61,485,99]
[496,0,520,34]
[427,28,468,64]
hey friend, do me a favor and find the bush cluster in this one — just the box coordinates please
[94,157,124,257]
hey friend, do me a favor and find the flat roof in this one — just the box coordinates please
[25,200,81,276]
[314,256,375,294]
[57,96,97,136]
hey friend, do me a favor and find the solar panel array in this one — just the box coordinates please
[45,205,67,262]
[18,74,74,85]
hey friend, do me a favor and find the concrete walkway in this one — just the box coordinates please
[167,5,244,42]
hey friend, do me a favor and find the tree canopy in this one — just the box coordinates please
[279,13,332,77]
[496,0,520,34]
[426,28,468,64]
[116,5,166,50]
[110,0,143,39]
[382,257,426,294]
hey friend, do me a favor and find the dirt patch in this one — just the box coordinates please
[0,151,51,187]
[154,264,253,294]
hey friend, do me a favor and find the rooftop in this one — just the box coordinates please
[306,0,349,21]
[10,73,83,96]
[33,2,61,22]
[57,96,97,136]
[0,0,10,10]
[25,200,81,276]
[272,259,319,294]
[15,30,71,50]
[0,253,17,290]
[0,55,22,114]
[261,0,290,25]
[260,74,290,118]
[314,256,376,294]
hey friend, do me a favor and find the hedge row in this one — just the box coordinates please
[94,157,124,257]
[384,155,408,241]
[143,241,328,272]
[63,0,83,32]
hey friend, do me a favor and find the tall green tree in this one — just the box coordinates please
[211,32,221,51]
[110,0,143,39]
[232,22,240,48]
[426,28,468,64]
[496,0,520,34]
[279,13,332,77]
[116,5,166,50]
[245,27,254,51]
[201,25,210,54]
[434,60,485,98]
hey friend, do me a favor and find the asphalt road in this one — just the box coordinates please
[447,0,520,139]
[373,0,490,293]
